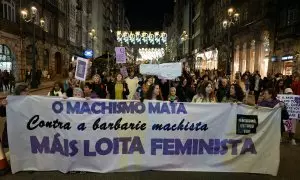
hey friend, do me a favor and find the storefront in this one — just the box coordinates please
[195,49,218,71]
[282,55,294,75]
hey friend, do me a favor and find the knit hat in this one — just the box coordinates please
[284,88,293,94]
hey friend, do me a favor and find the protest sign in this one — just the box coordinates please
[159,63,182,80]
[7,97,281,176]
[139,64,159,75]
[75,57,88,81]
[139,63,182,79]
[277,95,300,119]
[115,47,126,64]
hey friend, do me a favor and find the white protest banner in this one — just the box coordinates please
[139,64,159,75]
[7,96,281,176]
[159,63,182,80]
[115,47,126,64]
[75,57,89,81]
[140,63,182,79]
[277,95,300,119]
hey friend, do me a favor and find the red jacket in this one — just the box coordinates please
[292,81,300,95]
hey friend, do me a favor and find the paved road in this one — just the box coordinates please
[1,88,300,180]
[2,143,300,180]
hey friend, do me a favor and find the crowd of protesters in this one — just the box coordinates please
[0,66,300,175]
[0,70,15,93]
[46,68,299,147]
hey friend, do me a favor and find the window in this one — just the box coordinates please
[70,4,76,18]
[2,0,16,22]
[58,22,64,38]
[69,24,76,42]
[58,0,65,12]
[44,16,49,32]
[287,9,298,25]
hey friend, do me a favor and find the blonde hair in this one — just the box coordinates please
[170,87,176,93]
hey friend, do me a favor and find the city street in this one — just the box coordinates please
[1,87,300,180]
[1,0,300,179]
[1,144,300,180]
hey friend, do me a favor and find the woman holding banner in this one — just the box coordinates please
[0,84,29,176]
[258,88,289,140]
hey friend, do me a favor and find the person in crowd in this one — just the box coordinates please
[250,73,262,104]
[9,71,15,93]
[168,87,178,102]
[284,88,297,145]
[64,72,76,92]
[284,75,293,88]
[73,87,84,98]
[216,78,229,102]
[36,68,42,86]
[275,79,285,95]
[91,74,107,99]
[48,81,64,97]
[25,68,31,85]
[192,81,216,103]
[145,84,163,100]
[242,74,250,101]
[105,74,115,99]
[160,79,170,101]
[108,73,129,100]
[83,82,98,99]
[0,84,29,176]
[134,78,144,101]
[258,88,289,138]
[142,76,153,95]
[291,75,300,95]
[3,70,9,91]
[125,70,139,100]
[177,77,189,102]
[223,84,245,103]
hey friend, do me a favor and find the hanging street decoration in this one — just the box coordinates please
[138,48,165,60]
[117,31,167,45]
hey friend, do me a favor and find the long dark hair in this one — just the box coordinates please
[199,81,215,100]
[145,84,163,100]
[275,79,285,94]
[227,84,245,102]
[264,88,277,100]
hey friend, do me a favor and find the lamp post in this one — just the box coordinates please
[21,6,44,89]
[89,29,97,74]
[89,28,97,59]
[222,7,239,76]
[180,31,189,57]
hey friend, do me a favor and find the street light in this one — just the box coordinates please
[89,28,97,73]
[222,7,239,76]
[21,6,45,89]
[180,31,189,56]
[89,28,97,58]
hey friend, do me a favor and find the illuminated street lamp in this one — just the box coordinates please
[89,28,97,58]
[180,31,189,56]
[222,7,240,76]
[21,6,45,89]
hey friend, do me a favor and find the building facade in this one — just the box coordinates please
[272,0,300,76]
[0,0,90,81]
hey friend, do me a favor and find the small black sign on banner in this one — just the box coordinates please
[236,114,258,135]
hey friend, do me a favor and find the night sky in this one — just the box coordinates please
[124,0,174,31]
